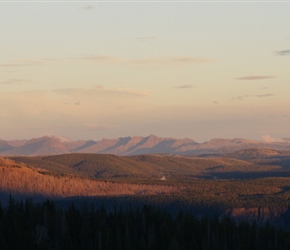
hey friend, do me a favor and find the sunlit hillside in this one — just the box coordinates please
[0,157,176,204]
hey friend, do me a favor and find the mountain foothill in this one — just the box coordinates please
[2,135,290,228]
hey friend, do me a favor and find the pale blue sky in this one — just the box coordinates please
[0,2,289,142]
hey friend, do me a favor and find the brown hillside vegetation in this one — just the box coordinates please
[130,154,280,175]
[3,154,290,208]
[3,154,290,211]
[3,154,290,226]
[226,148,290,160]
[10,153,281,181]
[0,157,177,201]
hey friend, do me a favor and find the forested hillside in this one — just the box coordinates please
[0,157,176,205]
[0,198,289,250]
[2,154,290,228]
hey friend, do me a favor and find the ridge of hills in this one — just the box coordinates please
[0,156,177,205]
[1,135,290,156]
[9,152,284,180]
[3,151,290,226]
[2,152,290,211]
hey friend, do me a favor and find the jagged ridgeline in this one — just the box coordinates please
[1,135,290,156]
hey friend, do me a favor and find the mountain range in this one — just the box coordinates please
[1,135,290,156]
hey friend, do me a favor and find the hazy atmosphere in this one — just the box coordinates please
[1,1,289,142]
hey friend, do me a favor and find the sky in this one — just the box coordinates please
[0,1,289,142]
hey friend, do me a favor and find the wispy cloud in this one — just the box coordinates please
[235,75,276,81]
[173,84,193,89]
[0,63,31,68]
[0,79,31,85]
[79,56,119,63]
[83,123,115,131]
[256,94,274,98]
[14,59,47,64]
[63,101,81,106]
[275,49,290,56]
[78,55,213,65]
[54,86,151,98]
[170,57,211,63]
[232,95,250,101]
[136,36,158,42]
[232,93,274,101]
[0,58,55,68]
[82,5,94,10]
[232,93,275,101]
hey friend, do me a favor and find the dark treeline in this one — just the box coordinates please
[0,197,290,250]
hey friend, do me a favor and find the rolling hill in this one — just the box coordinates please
[10,153,282,181]
[0,156,177,205]
[3,152,290,226]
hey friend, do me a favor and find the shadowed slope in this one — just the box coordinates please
[0,140,13,152]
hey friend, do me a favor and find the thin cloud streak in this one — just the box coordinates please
[0,63,31,68]
[0,79,30,85]
[83,123,116,131]
[173,84,193,89]
[136,36,158,42]
[235,76,276,80]
[82,5,94,10]
[0,58,56,68]
[275,50,290,56]
[257,94,274,98]
[54,86,151,98]
[232,95,250,101]
[79,55,213,65]
[232,93,274,100]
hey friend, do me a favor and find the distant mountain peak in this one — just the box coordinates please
[46,135,72,143]
[1,135,290,156]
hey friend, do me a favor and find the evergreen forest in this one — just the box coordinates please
[0,198,290,250]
